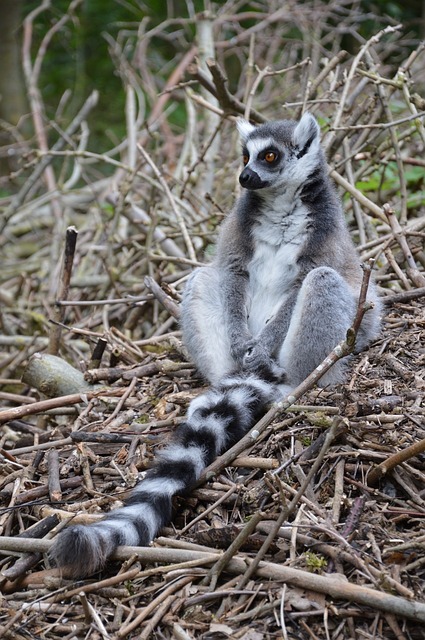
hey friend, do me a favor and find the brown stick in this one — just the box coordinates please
[0,91,99,231]
[237,418,343,589]
[0,387,126,426]
[367,436,425,486]
[384,203,425,288]
[1,537,425,623]
[89,337,108,368]
[188,58,265,123]
[3,477,83,506]
[1,515,60,584]
[49,226,78,355]
[382,286,425,305]
[144,276,181,320]
[47,449,62,502]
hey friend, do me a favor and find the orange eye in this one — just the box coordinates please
[243,155,249,165]
[265,151,276,163]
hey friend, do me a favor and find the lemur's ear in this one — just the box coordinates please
[236,118,256,142]
[292,112,320,153]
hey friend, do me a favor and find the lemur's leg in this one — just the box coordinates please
[278,267,357,387]
[180,266,236,385]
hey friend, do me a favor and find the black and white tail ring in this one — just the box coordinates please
[50,374,277,577]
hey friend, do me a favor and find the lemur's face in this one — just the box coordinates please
[237,113,322,192]
[239,135,285,190]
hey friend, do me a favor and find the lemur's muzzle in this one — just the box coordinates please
[239,167,270,190]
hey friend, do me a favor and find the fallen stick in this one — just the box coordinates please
[0,537,424,623]
[49,226,78,355]
[0,387,126,425]
[367,436,425,486]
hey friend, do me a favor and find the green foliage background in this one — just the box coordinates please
[22,0,424,153]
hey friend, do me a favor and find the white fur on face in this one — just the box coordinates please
[245,137,276,160]
[243,137,282,184]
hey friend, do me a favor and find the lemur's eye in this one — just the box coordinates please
[243,154,249,165]
[265,151,277,163]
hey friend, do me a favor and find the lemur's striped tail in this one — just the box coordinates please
[50,374,278,577]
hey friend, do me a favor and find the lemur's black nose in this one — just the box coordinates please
[239,167,269,190]
[239,167,256,186]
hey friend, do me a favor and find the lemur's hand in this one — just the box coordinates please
[230,335,253,365]
[243,340,287,383]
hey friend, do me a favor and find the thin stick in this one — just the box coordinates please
[117,576,193,638]
[48,226,78,355]
[367,436,425,486]
[238,418,342,589]
[1,91,99,231]
[203,510,264,591]
[47,449,62,502]
[1,538,425,623]
[137,143,196,261]
[144,276,181,319]
[0,388,126,426]
[330,170,388,223]
[330,25,401,145]
[384,204,425,287]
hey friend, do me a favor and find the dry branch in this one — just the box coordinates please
[144,276,181,319]
[1,90,99,230]
[22,352,97,397]
[48,226,78,355]
[0,388,125,425]
[0,537,424,623]
[367,437,425,486]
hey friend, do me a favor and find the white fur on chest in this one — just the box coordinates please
[247,201,309,335]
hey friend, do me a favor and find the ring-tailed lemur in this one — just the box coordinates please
[50,113,380,576]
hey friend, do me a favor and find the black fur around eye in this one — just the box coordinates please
[258,148,279,164]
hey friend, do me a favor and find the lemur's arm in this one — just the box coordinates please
[220,257,253,363]
[258,290,298,352]
[242,289,298,376]
[217,216,253,365]
[220,254,293,382]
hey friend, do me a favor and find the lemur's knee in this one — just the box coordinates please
[278,268,357,386]
[296,267,356,322]
[302,267,352,297]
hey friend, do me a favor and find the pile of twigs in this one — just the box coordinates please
[1,3,425,638]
